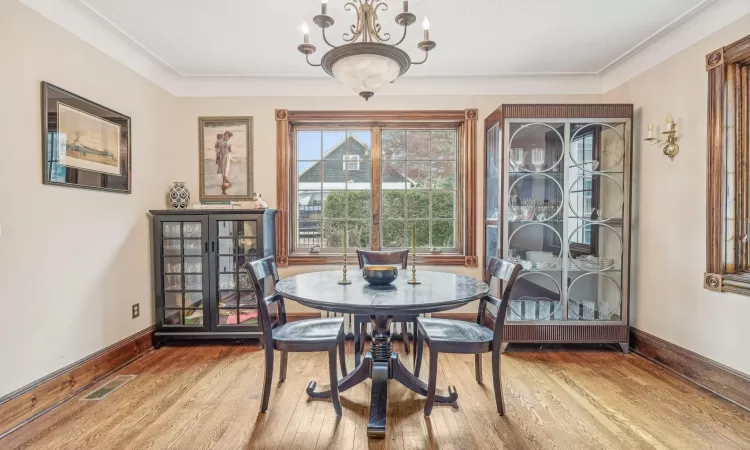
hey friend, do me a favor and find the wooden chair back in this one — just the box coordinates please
[245,256,286,343]
[478,257,522,345]
[356,249,409,269]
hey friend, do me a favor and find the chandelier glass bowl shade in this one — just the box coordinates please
[298,0,436,100]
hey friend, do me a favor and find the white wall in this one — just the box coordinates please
[0,1,183,396]
[605,14,750,374]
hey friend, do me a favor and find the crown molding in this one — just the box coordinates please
[18,0,750,98]
[169,74,603,97]
[601,0,750,92]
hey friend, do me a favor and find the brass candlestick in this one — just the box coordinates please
[338,227,352,285]
[407,249,421,284]
[338,253,352,285]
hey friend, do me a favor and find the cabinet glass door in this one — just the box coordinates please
[505,122,565,321]
[566,123,626,321]
[159,217,209,330]
[210,218,260,331]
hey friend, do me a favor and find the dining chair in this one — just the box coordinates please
[354,250,416,366]
[245,256,348,415]
[413,256,521,416]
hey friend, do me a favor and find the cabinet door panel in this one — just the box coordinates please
[154,215,210,331]
[208,215,263,332]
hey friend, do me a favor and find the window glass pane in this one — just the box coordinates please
[382,130,405,160]
[382,129,458,250]
[431,161,456,189]
[431,130,457,160]
[382,191,405,219]
[382,160,407,190]
[406,131,430,160]
[432,191,455,218]
[382,220,406,247]
[295,128,372,252]
[297,131,322,160]
[407,191,429,218]
[406,162,430,188]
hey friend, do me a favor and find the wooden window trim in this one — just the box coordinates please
[705,33,750,295]
[275,109,478,268]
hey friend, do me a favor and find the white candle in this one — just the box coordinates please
[300,22,309,44]
[321,0,328,15]
[343,226,347,256]
[422,16,430,40]
[648,123,653,139]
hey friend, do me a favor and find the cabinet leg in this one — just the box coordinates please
[619,343,630,354]
[152,336,163,349]
[500,342,509,353]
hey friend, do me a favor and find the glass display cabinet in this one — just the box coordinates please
[484,105,632,352]
[150,209,276,347]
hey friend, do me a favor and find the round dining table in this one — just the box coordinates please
[275,270,489,438]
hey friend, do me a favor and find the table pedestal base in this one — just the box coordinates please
[306,315,458,438]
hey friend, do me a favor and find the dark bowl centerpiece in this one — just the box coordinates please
[362,265,399,286]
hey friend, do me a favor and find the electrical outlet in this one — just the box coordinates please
[132,303,140,319]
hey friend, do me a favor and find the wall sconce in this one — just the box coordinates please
[644,114,679,160]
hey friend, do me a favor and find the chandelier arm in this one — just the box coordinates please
[305,54,322,67]
[343,2,362,42]
[322,28,338,48]
[392,25,408,46]
[411,51,430,65]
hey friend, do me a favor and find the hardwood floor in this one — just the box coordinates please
[3,342,750,449]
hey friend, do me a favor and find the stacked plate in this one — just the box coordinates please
[573,255,615,271]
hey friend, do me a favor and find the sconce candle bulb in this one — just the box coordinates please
[423,16,430,40]
[321,0,327,15]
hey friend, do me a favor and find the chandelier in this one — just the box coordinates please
[297,0,436,100]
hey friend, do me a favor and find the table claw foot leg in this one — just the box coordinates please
[391,354,458,403]
[306,381,331,399]
[367,361,389,438]
[306,353,372,400]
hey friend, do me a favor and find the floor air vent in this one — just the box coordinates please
[81,375,136,401]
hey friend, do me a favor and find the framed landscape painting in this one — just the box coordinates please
[41,82,131,193]
[198,116,253,201]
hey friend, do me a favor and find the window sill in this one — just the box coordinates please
[704,272,750,296]
[282,253,476,267]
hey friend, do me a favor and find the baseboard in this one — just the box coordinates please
[630,327,750,411]
[0,326,155,438]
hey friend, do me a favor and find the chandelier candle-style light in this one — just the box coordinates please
[297,0,436,100]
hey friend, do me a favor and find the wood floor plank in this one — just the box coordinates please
[3,343,750,450]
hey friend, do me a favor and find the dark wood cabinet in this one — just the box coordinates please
[150,209,276,347]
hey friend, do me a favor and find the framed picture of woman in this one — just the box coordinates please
[198,116,253,201]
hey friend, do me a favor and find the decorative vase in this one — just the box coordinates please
[168,182,190,209]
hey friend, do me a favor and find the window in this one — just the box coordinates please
[705,33,750,295]
[343,154,361,171]
[275,110,478,267]
[381,130,457,251]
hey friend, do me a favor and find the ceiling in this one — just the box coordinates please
[78,0,707,77]
[20,0,750,95]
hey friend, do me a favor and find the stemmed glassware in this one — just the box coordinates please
[510,148,525,172]
[531,148,546,172]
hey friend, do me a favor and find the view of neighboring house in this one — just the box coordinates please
[297,135,411,240]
